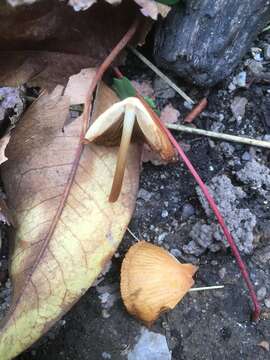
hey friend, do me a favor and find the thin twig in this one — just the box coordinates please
[189,285,224,292]
[184,97,208,123]
[262,24,270,33]
[129,47,194,105]
[127,227,140,241]
[166,123,270,149]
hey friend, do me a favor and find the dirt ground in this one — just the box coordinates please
[0,28,270,360]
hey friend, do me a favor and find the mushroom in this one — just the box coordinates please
[120,241,198,325]
[84,97,176,202]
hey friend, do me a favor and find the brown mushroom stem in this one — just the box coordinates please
[109,105,136,202]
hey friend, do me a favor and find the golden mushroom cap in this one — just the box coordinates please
[120,241,198,325]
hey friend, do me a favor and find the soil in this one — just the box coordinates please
[1,29,270,360]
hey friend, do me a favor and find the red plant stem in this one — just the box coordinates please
[158,123,260,321]
[113,66,260,321]
[83,18,140,134]
[184,97,208,123]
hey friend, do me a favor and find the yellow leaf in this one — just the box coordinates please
[0,71,141,359]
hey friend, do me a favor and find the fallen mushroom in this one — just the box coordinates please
[120,241,197,325]
[84,97,176,202]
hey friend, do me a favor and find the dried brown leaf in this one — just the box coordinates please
[7,0,168,20]
[0,72,141,359]
[0,1,141,89]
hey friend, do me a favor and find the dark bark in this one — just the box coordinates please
[154,0,270,87]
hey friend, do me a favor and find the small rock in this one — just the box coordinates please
[183,240,205,257]
[258,340,269,352]
[211,121,225,133]
[264,44,270,60]
[257,286,267,301]
[251,47,263,61]
[241,151,252,161]
[196,175,256,254]
[188,222,214,252]
[246,59,264,75]
[102,352,112,359]
[230,97,248,120]
[263,134,270,142]
[0,87,24,126]
[219,142,235,158]
[218,267,227,280]
[138,188,152,202]
[181,203,195,219]
[128,328,171,360]
[170,248,182,258]
[157,232,167,243]
[236,159,270,196]
[228,82,237,92]
[154,77,175,99]
[161,210,168,218]
[96,283,119,310]
[183,101,193,110]
[264,298,270,308]
[233,71,247,87]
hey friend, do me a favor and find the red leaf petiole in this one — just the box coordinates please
[113,67,260,321]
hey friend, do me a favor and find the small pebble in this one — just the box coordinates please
[228,82,236,92]
[258,340,270,352]
[257,286,267,301]
[233,71,247,87]
[264,44,270,60]
[154,77,175,99]
[263,134,270,142]
[251,47,263,61]
[242,151,252,161]
[181,203,195,219]
[128,328,171,360]
[102,309,110,318]
[161,210,168,218]
[102,352,112,359]
[184,101,193,110]
[218,267,227,280]
[138,189,152,202]
[170,248,182,258]
[246,59,264,75]
[219,142,235,157]
[231,96,248,120]
[157,232,167,243]
[264,298,270,308]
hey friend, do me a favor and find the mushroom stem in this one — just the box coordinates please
[109,105,136,202]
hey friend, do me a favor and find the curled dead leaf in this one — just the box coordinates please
[0,73,141,359]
